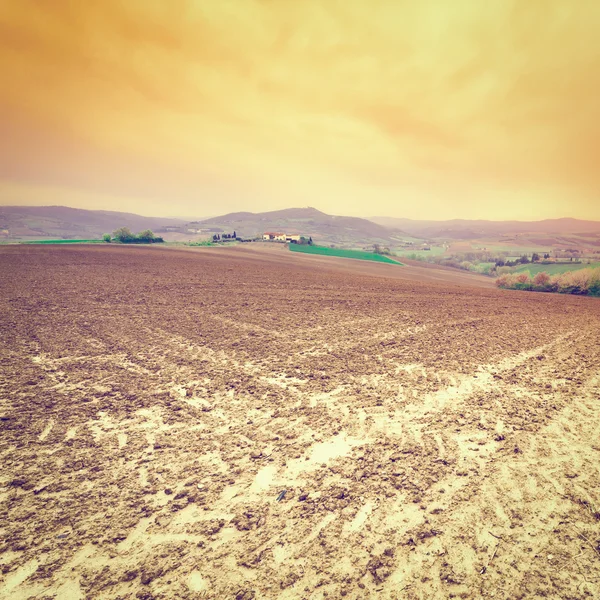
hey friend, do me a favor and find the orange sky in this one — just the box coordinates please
[1,0,599,220]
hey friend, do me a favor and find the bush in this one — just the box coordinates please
[588,268,600,297]
[113,227,135,243]
[513,272,533,290]
[102,233,111,243]
[137,229,155,242]
[496,273,519,289]
[556,270,590,295]
[533,272,550,287]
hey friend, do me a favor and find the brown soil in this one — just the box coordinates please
[1,245,599,600]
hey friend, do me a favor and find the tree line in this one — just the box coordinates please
[496,267,600,296]
[103,227,164,244]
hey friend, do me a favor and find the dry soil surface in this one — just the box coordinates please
[1,245,599,600]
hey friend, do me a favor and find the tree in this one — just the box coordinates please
[308,236,313,245]
[102,233,111,243]
[531,252,540,262]
[113,227,135,243]
[137,229,155,242]
[544,253,550,259]
[233,231,237,238]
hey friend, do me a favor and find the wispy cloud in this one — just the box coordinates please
[1,0,598,219]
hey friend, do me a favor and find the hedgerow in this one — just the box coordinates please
[496,267,600,297]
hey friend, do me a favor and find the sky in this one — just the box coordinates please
[1,0,599,221]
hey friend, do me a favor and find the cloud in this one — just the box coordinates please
[0,0,599,219]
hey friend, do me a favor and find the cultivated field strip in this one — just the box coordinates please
[1,245,599,600]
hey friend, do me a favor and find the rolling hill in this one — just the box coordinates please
[3,205,599,251]
[370,216,600,238]
[0,206,187,240]
[188,207,399,246]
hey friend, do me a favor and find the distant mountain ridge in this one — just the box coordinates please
[2,204,598,245]
[370,216,600,237]
[0,205,187,239]
[189,207,395,244]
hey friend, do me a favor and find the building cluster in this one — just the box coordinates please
[262,232,302,243]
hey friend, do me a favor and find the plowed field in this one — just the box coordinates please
[1,245,599,600]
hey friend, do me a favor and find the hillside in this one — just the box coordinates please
[188,207,398,246]
[0,206,187,240]
[370,216,600,238]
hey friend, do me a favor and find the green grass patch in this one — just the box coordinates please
[394,246,445,258]
[514,262,600,275]
[290,244,403,264]
[21,239,103,244]
[482,244,553,254]
[188,240,216,247]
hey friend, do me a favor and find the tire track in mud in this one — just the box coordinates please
[1,245,599,600]
[209,328,600,599]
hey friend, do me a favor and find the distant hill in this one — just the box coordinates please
[370,216,600,238]
[0,206,187,240]
[189,207,397,245]
[4,204,597,247]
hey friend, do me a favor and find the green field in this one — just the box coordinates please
[514,262,600,275]
[290,244,403,264]
[394,246,445,258]
[482,245,553,254]
[21,239,103,244]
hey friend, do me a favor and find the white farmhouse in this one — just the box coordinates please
[263,232,287,241]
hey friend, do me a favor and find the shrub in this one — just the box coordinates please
[137,229,155,242]
[547,275,560,293]
[440,259,461,269]
[113,227,135,243]
[588,268,600,297]
[495,272,538,292]
[102,233,111,243]
[513,273,533,290]
[556,270,591,295]
[532,271,551,290]
[495,274,510,288]
[496,273,520,289]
